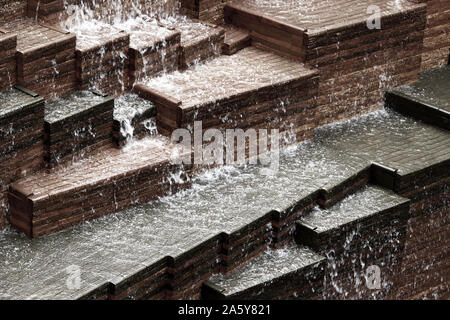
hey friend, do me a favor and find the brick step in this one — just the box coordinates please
[113,93,157,146]
[222,25,251,55]
[385,65,450,130]
[8,135,192,238]
[203,184,410,300]
[224,0,427,125]
[61,20,130,96]
[135,47,319,138]
[202,244,326,300]
[0,86,44,228]
[1,110,448,299]
[167,17,225,68]
[125,20,181,86]
[43,90,115,166]
[2,18,77,99]
[295,184,410,299]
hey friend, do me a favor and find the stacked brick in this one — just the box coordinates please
[128,25,181,86]
[0,87,44,228]
[0,31,17,91]
[75,27,130,96]
[3,18,77,99]
[169,235,223,299]
[0,0,27,24]
[44,91,114,166]
[305,4,427,125]
[392,148,450,298]
[180,0,227,24]
[27,0,65,23]
[225,0,428,125]
[418,0,450,71]
[224,4,307,61]
[113,93,157,146]
[395,184,449,299]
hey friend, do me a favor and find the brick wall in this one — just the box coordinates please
[0,33,17,91]
[0,1,27,24]
[180,0,227,24]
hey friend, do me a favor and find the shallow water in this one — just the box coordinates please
[0,88,40,117]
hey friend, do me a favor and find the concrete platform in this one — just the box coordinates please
[386,65,450,130]
[1,110,449,299]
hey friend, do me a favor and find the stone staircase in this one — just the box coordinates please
[0,0,449,300]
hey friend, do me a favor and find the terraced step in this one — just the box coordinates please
[62,20,130,95]
[1,110,448,299]
[224,0,427,124]
[0,30,17,91]
[0,86,44,228]
[386,65,450,130]
[136,47,319,138]
[296,185,410,299]
[222,25,251,55]
[203,244,326,300]
[2,18,77,99]
[8,136,191,238]
[44,91,114,166]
